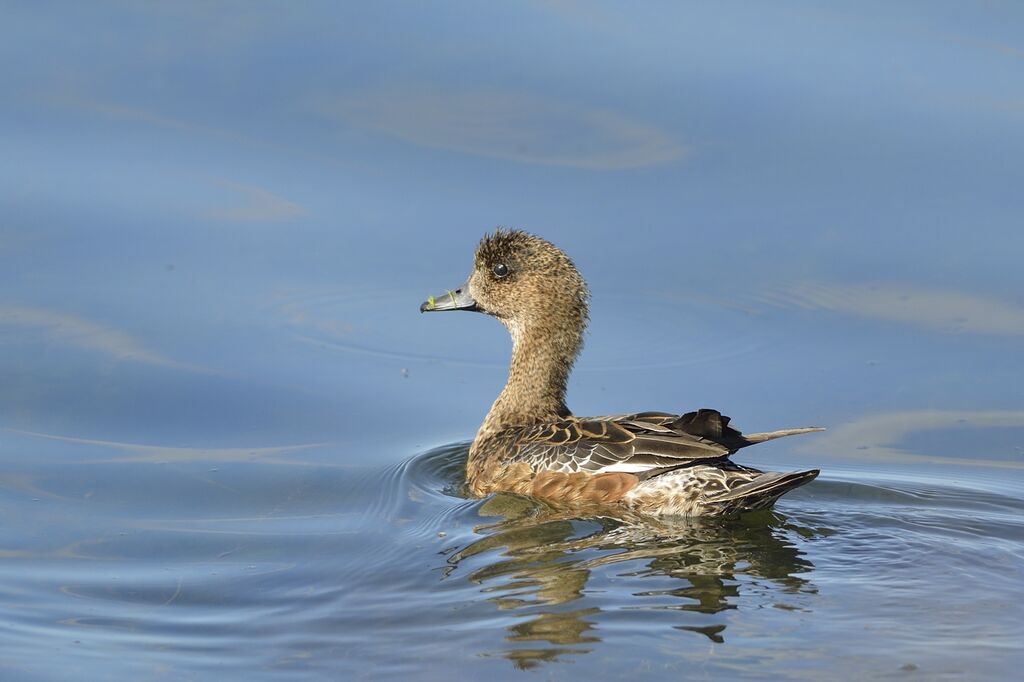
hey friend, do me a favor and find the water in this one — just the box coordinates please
[2,2,1023,680]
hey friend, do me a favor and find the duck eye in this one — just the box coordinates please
[492,263,509,278]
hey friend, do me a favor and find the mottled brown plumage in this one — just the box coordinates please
[421,229,823,516]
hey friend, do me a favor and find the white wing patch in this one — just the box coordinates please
[592,462,654,474]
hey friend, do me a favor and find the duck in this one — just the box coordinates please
[420,229,823,516]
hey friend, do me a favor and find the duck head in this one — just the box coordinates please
[420,229,589,341]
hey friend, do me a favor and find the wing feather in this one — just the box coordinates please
[507,415,729,476]
[495,409,821,478]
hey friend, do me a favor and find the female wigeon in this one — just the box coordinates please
[421,229,822,516]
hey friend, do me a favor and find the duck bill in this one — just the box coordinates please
[420,282,479,313]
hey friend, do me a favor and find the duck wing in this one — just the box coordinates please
[507,409,823,480]
[508,414,730,478]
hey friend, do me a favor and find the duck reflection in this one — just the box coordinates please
[444,493,823,669]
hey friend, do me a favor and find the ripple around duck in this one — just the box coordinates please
[269,289,771,371]
[357,442,484,571]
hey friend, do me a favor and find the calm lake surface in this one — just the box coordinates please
[3,3,1023,680]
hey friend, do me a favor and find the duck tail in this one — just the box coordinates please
[742,426,826,444]
[671,408,825,451]
[706,469,820,511]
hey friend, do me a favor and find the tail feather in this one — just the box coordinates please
[743,427,826,444]
[672,408,825,452]
[707,469,820,510]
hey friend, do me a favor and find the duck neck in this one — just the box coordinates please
[478,317,582,436]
